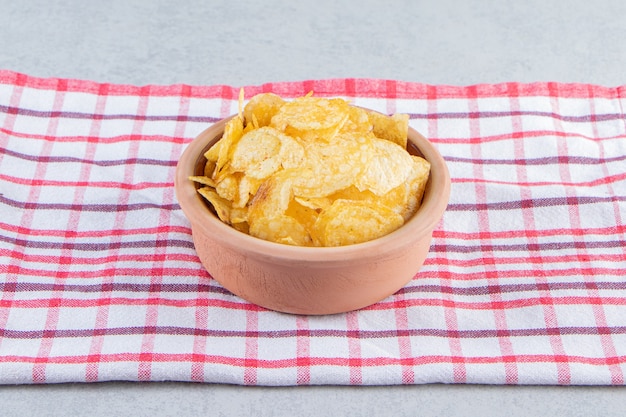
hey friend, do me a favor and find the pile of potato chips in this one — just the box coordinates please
[189,92,430,246]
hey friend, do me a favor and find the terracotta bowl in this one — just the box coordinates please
[175,115,450,315]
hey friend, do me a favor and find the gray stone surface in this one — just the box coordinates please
[2,382,626,417]
[1,0,625,415]
[2,0,626,87]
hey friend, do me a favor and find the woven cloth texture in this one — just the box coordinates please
[1,71,625,385]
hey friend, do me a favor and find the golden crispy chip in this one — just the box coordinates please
[215,173,239,201]
[188,175,217,188]
[246,171,312,245]
[197,187,232,223]
[369,112,409,149]
[189,91,430,247]
[230,207,248,225]
[271,96,350,141]
[285,198,319,236]
[231,221,250,234]
[367,155,430,221]
[230,127,282,179]
[249,214,311,246]
[401,156,430,219]
[230,126,304,180]
[340,105,373,134]
[243,93,285,128]
[293,196,332,212]
[355,137,415,196]
[197,186,248,226]
[216,115,244,175]
[291,133,372,198]
[312,199,404,247]
[238,88,245,119]
[247,171,294,221]
[204,140,221,162]
[329,184,374,202]
[235,175,262,208]
[203,159,217,177]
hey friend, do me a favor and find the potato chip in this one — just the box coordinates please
[340,105,373,134]
[230,127,282,178]
[229,207,248,225]
[203,159,217,177]
[271,96,350,141]
[197,187,232,223]
[215,173,239,201]
[246,172,313,246]
[215,115,244,175]
[285,198,319,234]
[243,93,285,128]
[188,175,216,188]
[293,196,332,212]
[402,156,431,219]
[204,141,221,162]
[235,175,262,208]
[249,214,311,246]
[355,137,415,196]
[247,171,294,222]
[231,221,250,234]
[190,91,430,247]
[291,133,372,198]
[369,111,409,149]
[230,126,305,180]
[312,199,404,247]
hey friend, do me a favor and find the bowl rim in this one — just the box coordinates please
[175,114,451,267]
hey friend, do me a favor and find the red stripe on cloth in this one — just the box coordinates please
[511,85,553,381]
[343,78,356,98]
[0,129,192,145]
[4,70,623,99]
[130,88,158,382]
[4,352,626,371]
[243,309,259,385]
[558,84,624,385]
[365,296,626,312]
[296,316,311,385]
[385,80,397,115]
[0,173,173,190]
[442,291,466,383]
[185,83,209,383]
[433,132,626,148]
[434,224,626,240]
[85,83,115,383]
[424,256,626,274]
[417,268,626,282]
[426,85,439,141]
[0,221,190,238]
[346,311,363,384]
[191,295,209,383]
[31,78,70,383]
[0,74,26,356]
[0,266,208,282]
[393,294,415,384]
[4,294,626,312]
[451,172,626,187]
[471,85,517,384]
[0,253,201,272]
[138,84,190,382]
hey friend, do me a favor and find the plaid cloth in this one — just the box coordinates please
[1,70,625,386]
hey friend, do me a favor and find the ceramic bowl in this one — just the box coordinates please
[175,114,450,315]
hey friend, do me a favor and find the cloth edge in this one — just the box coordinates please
[1,69,624,100]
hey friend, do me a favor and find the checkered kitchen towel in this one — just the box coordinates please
[1,71,625,385]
